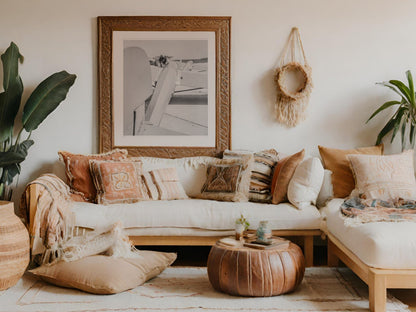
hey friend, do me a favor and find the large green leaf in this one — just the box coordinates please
[389,79,412,104]
[0,43,24,143]
[22,71,76,132]
[0,163,20,184]
[1,42,23,90]
[377,82,405,101]
[390,108,406,143]
[401,119,407,151]
[406,70,415,108]
[376,116,396,145]
[0,139,34,167]
[0,139,33,185]
[366,100,401,123]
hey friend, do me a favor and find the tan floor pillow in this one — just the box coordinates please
[29,251,176,294]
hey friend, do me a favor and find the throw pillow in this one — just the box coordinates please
[58,149,128,202]
[318,144,383,198]
[199,155,254,202]
[223,149,279,203]
[29,251,177,294]
[347,150,416,200]
[89,159,149,205]
[287,157,324,209]
[316,169,334,208]
[271,149,305,204]
[141,168,188,200]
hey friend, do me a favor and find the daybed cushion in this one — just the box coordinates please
[71,199,322,232]
[323,198,416,269]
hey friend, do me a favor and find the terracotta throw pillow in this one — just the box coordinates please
[348,150,416,200]
[141,168,188,200]
[318,145,383,198]
[89,159,149,204]
[271,149,305,204]
[29,251,177,294]
[58,149,128,202]
[199,156,253,202]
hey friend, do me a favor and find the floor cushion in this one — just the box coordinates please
[29,251,176,294]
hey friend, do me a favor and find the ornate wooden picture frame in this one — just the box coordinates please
[97,16,231,158]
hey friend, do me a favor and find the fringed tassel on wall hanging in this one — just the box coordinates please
[274,27,313,127]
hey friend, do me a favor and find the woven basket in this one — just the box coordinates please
[0,201,29,290]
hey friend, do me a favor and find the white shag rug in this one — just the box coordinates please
[0,267,409,312]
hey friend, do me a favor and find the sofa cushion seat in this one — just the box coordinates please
[323,198,416,269]
[72,199,321,233]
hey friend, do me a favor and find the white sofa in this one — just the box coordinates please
[25,156,324,267]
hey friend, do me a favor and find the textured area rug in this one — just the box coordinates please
[0,267,409,312]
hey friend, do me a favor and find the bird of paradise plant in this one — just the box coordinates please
[0,42,76,200]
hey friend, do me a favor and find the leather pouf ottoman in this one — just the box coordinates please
[207,239,305,297]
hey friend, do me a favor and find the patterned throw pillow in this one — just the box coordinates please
[271,149,305,204]
[141,168,188,200]
[89,160,149,205]
[318,145,384,198]
[58,149,128,202]
[223,149,279,203]
[199,156,253,202]
[347,150,416,200]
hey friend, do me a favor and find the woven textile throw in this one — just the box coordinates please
[341,196,416,226]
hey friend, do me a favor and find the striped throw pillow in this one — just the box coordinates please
[223,149,279,203]
[142,168,188,200]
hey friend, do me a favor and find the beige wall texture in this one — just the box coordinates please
[0,0,414,203]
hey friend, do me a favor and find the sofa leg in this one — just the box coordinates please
[368,270,386,312]
[304,236,313,267]
[327,239,339,267]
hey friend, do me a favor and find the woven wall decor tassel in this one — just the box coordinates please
[274,27,313,127]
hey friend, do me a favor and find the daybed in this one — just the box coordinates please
[22,155,324,267]
[322,198,416,312]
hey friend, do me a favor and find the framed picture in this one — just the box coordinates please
[98,16,231,158]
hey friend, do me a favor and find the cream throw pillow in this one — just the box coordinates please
[287,157,324,209]
[29,251,177,294]
[316,169,334,208]
[348,150,416,200]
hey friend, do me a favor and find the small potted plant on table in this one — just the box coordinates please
[235,214,250,240]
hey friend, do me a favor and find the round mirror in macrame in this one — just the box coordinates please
[274,28,313,127]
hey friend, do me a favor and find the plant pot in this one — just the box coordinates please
[0,201,29,290]
[235,223,245,240]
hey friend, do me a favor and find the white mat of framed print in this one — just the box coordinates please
[98,16,231,158]
[112,31,216,147]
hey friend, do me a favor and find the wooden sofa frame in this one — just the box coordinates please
[26,184,320,267]
[327,232,416,312]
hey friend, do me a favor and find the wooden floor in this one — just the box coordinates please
[140,245,416,310]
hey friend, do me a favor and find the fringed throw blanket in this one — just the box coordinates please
[20,174,75,265]
[341,197,416,226]
[20,174,140,266]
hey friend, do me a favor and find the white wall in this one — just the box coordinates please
[0,0,414,203]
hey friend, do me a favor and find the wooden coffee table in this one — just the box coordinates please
[207,237,305,297]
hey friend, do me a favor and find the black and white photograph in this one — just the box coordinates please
[123,39,209,136]
[112,31,216,148]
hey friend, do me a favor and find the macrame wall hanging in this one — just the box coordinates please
[274,27,313,127]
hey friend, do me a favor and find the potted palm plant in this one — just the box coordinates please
[367,70,416,151]
[0,42,76,200]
